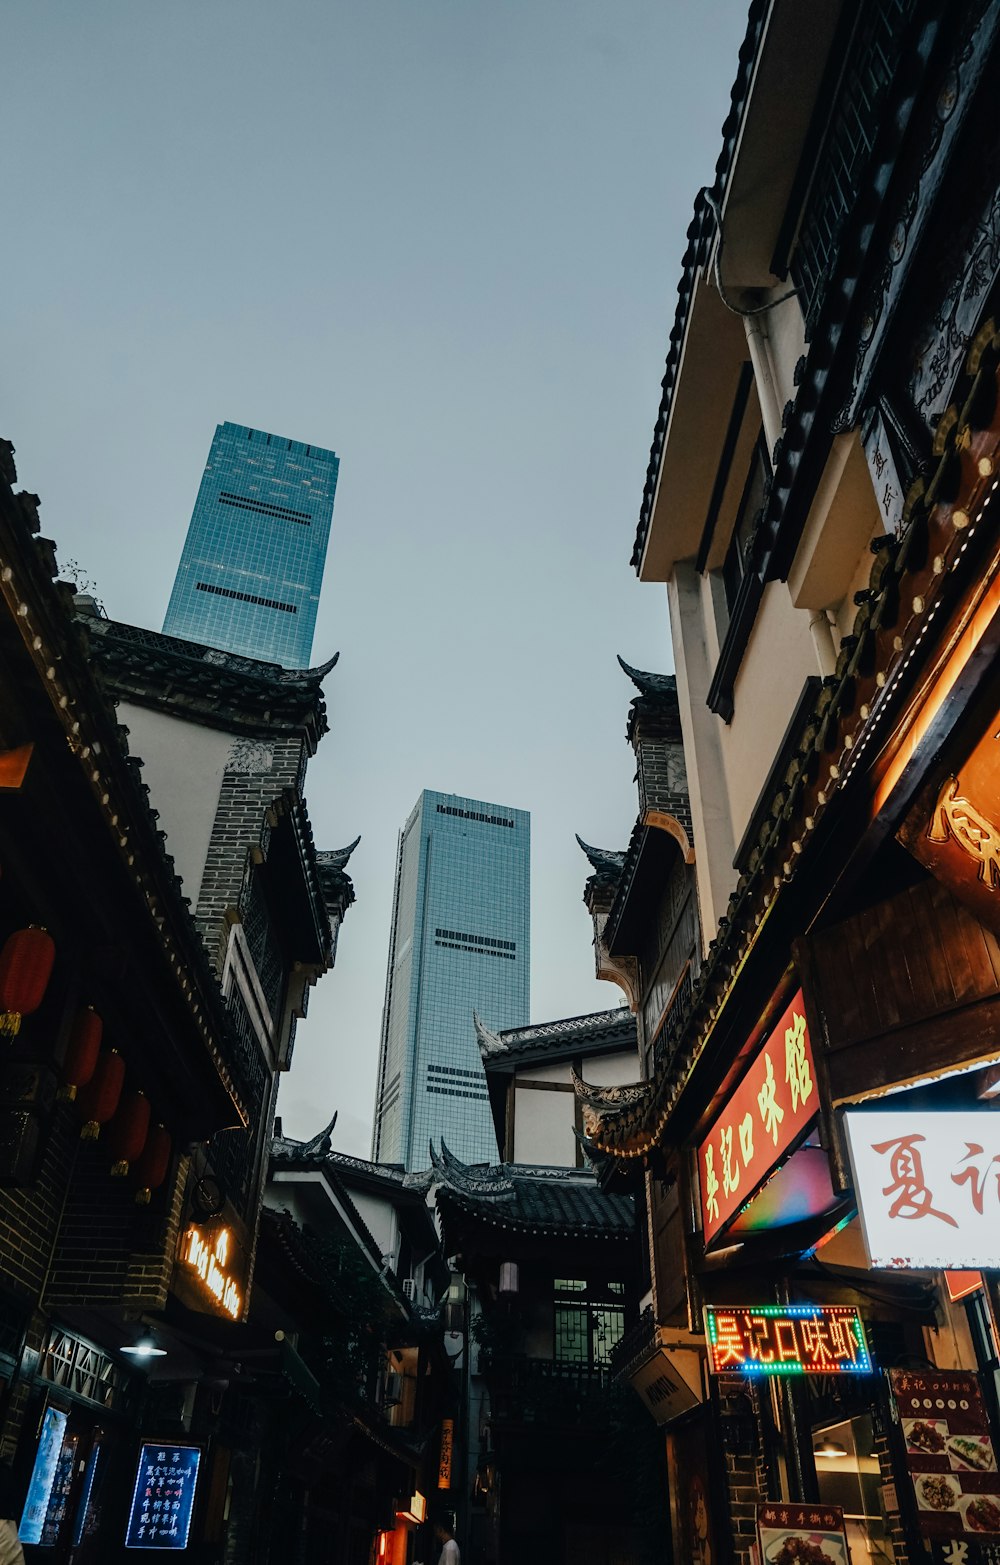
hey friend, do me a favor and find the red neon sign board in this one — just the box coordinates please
[697,988,818,1245]
[704,1305,871,1376]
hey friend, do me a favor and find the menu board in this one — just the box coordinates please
[890,1370,1000,1544]
[757,1503,848,1565]
[125,1443,201,1550]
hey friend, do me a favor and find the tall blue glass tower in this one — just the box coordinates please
[373,790,530,1169]
[162,422,339,667]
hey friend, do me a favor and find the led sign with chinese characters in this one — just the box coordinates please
[704,1305,872,1377]
[845,1111,1000,1270]
[698,989,819,1245]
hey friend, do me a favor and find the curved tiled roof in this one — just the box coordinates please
[430,1141,634,1238]
[86,614,338,746]
[632,0,769,570]
[476,1005,636,1067]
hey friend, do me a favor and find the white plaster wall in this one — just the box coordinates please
[118,702,233,905]
[719,581,817,847]
[350,1189,397,1262]
[580,1051,641,1086]
[668,567,738,939]
[516,1061,571,1085]
[512,1087,577,1166]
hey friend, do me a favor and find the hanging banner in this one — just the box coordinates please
[890,1370,1000,1545]
[698,989,818,1245]
[437,1419,454,1490]
[845,1111,1000,1269]
[757,1501,849,1565]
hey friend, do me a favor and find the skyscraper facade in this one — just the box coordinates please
[373,790,530,1169]
[162,421,339,668]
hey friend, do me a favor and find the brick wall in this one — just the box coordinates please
[46,1133,188,1310]
[718,1377,768,1565]
[634,736,692,838]
[195,735,305,976]
[0,1107,75,1301]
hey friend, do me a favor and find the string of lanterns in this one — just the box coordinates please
[0,929,174,1203]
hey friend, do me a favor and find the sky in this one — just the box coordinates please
[4,0,750,1158]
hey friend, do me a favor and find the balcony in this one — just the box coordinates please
[608,1305,656,1380]
[651,965,694,1078]
[487,1357,615,1428]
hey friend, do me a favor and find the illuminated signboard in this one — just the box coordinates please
[437,1419,454,1490]
[19,1406,69,1545]
[703,1305,871,1376]
[125,1443,201,1550]
[698,988,819,1245]
[179,1226,242,1320]
[845,1111,1000,1270]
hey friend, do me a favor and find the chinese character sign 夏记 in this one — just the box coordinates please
[845,1112,1000,1270]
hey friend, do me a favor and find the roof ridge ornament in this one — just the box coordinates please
[473,1009,507,1059]
[575,835,627,879]
[317,835,361,870]
[430,1139,514,1197]
[272,1109,338,1160]
[571,1069,652,1111]
[617,655,677,700]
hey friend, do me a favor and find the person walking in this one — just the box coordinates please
[0,1461,25,1565]
[434,1516,459,1565]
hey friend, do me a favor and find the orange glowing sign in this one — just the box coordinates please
[437,1418,454,1489]
[697,989,818,1245]
[180,1226,242,1320]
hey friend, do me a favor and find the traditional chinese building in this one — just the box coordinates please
[0,437,358,1560]
[428,1142,653,1565]
[576,4,1000,1564]
[237,1118,453,1565]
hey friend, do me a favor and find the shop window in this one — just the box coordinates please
[812,1414,896,1565]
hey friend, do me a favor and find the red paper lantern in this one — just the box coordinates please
[76,1049,125,1140]
[58,1007,103,1101]
[0,926,55,1037]
[105,1089,150,1176]
[131,1124,172,1205]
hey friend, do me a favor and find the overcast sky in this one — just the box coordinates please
[5,0,749,1158]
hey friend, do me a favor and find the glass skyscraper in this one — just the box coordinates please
[372,790,530,1170]
[162,421,339,668]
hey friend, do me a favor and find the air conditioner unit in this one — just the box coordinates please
[383,1371,403,1406]
[402,1278,416,1302]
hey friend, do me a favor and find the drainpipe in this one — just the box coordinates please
[744,314,783,455]
[808,610,838,678]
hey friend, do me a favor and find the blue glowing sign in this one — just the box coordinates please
[18,1405,68,1545]
[125,1443,201,1551]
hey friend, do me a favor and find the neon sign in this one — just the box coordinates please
[704,1305,871,1376]
[698,989,819,1245]
[181,1227,242,1320]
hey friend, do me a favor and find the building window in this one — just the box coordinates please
[195,582,298,615]
[217,491,313,524]
[721,432,770,614]
[553,1278,625,1369]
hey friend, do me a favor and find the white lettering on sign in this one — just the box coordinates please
[845,1112,1000,1269]
[182,1227,242,1319]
